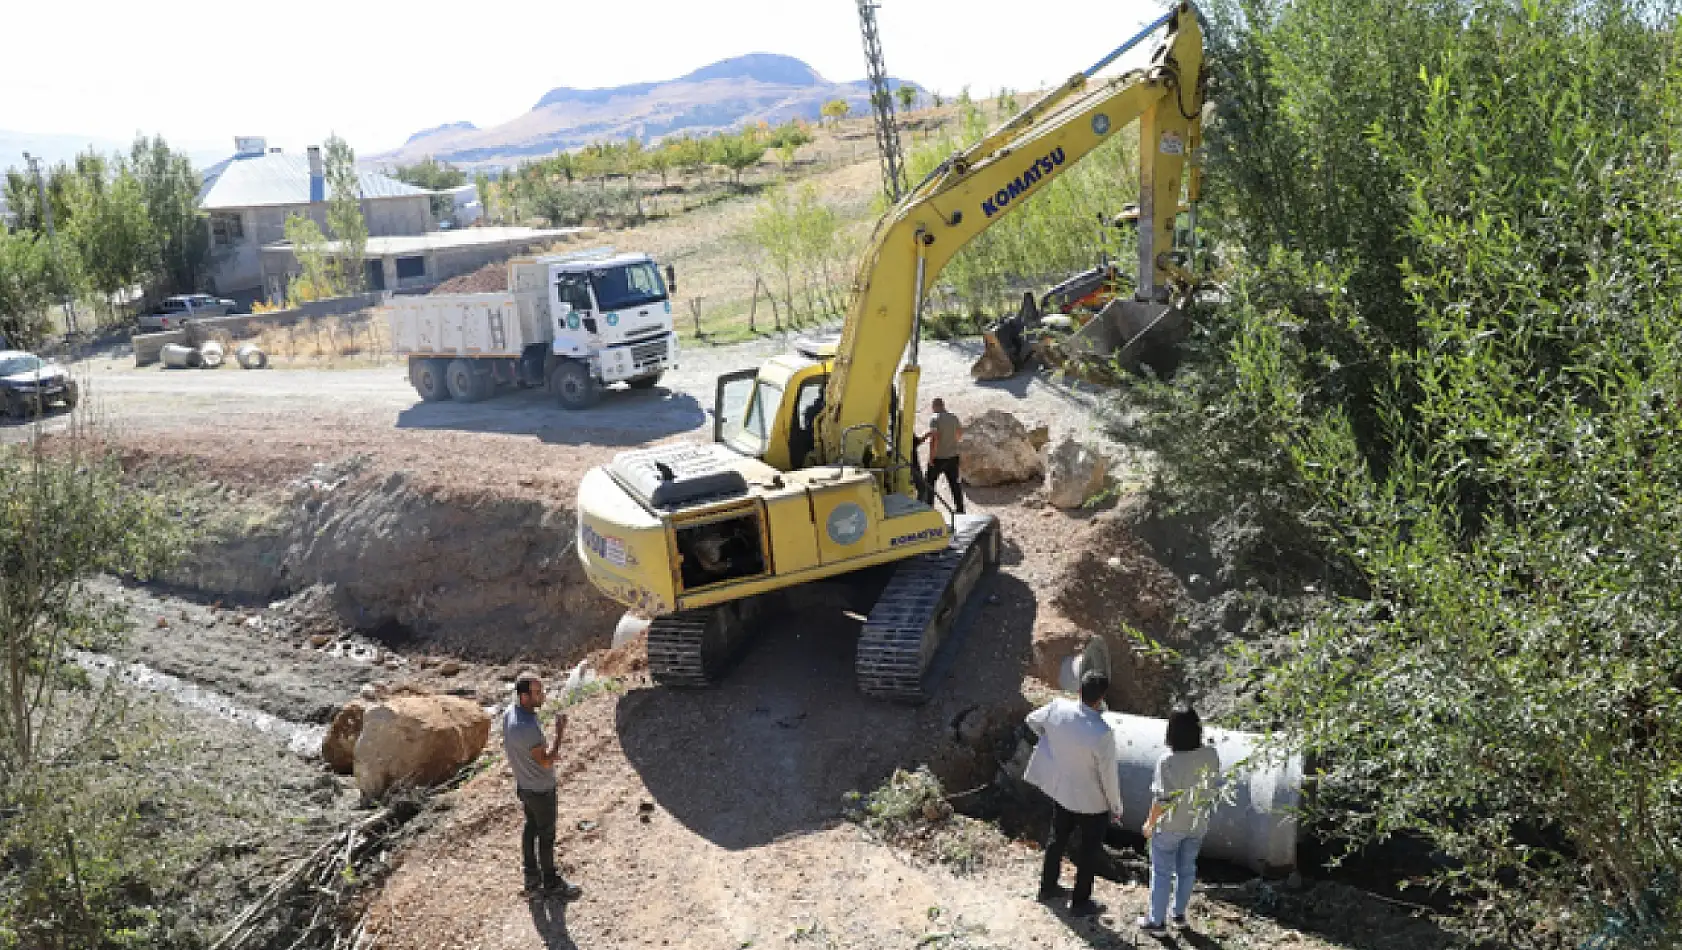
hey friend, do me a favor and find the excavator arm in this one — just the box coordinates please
[817,2,1205,470]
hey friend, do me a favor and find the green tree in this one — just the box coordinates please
[0,420,184,947]
[0,229,55,345]
[284,214,337,302]
[896,85,917,112]
[671,136,711,180]
[1119,0,1682,944]
[710,131,767,188]
[323,134,367,293]
[769,121,814,168]
[473,170,495,221]
[129,135,209,296]
[392,157,467,220]
[391,156,466,191]
[644,143,675,187]
[64,152,152,319]
[820,99,851,126]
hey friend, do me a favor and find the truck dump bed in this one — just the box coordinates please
[387,294,545,358]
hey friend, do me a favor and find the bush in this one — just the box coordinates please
[1129,0,1682,944]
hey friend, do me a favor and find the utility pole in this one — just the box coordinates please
[856,0,907,202]
[22,152,78,334]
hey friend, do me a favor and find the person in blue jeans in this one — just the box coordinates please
[1139,705,1221,933]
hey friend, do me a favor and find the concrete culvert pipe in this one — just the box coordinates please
[236,343,268,370]
[159,343,203,369]
[198,340,225,368]
[1106,711,1305,875]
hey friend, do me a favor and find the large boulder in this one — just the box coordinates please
[1044,437,1109,509]
[353,694,491,800]
[957,410,1045,486]
[322,699,366,774]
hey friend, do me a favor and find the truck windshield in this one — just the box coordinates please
[589,262,667,311]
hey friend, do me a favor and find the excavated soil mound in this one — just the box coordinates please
[431,260,507,294]
[167,465,621,662]
[1035,495,1195,716]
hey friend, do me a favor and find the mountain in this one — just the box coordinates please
[404,121,478,146]
[375,53,917,168]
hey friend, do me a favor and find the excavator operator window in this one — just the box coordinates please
[788,376,827,469]
[715,369,779,458]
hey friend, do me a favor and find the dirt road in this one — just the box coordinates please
[10,334,1118,452]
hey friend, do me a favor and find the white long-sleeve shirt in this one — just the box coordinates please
[1023,698,1124,816]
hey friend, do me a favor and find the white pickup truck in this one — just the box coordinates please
[388,250,680,409]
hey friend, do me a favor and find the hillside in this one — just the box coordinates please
[374,53,916,168]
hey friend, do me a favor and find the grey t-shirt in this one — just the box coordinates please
[502,704,556,793]
[1152,745,1222,836]
[928,411,962,459]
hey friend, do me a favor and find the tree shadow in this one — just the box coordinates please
[393,384,705,447]
[615,571,1038,850]
[525,893,578,949]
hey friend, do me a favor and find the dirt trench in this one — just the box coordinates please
[166,464,622,663]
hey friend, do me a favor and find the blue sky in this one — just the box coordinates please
[3,0,1173,164]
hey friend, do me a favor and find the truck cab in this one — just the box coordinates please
[547,254,679,394]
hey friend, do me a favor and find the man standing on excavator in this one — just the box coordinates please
[919,398,966,514]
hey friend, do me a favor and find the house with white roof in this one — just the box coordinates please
[199,137,434,304]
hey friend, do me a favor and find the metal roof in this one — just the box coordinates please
[260,226,590,257]
[197,152,430,209]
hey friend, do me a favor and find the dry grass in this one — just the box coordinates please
[245,311,393,368]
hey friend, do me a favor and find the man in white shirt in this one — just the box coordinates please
[1024,671,1123,916]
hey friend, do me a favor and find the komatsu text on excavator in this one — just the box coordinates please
[577,4,1206,701]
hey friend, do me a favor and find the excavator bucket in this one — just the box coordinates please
[972,292,1039,380]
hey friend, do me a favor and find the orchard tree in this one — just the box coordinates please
[820,99,851,126]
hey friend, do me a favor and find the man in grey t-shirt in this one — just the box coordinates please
[918,397,966,514]
[502,672,582,900]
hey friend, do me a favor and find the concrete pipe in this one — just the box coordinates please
[1105,711,1304,875]
[236,343,269,370]
[198,340,225,369]
[159,343,203,369]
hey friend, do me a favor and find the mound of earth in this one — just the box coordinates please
[431,260,507,294]
[1034,495,1194,716]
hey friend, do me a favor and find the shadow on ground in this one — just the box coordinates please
[525,895,578,949]
[615,571,1037,850]
[394,384,705,446]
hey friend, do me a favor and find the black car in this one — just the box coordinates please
[0,351,79,418]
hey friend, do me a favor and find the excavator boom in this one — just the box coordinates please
[818,2,1205,466]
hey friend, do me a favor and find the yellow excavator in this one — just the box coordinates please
[576,3,1206,701]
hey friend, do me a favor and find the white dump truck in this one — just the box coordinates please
[388,249,679,409]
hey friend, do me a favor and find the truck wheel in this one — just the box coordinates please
[412,359,449,402]
[628,373,663,390]
[551,360,601,410]
[446,359,485,403]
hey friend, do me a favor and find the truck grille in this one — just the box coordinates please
[629,338,668,372]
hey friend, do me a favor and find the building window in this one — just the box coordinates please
[395,256,425,279]
[210,212,244,247]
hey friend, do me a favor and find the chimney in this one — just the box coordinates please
[307,146,325,203]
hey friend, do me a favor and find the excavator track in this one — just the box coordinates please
[856,514,1001,703]
[646,598,761,687]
